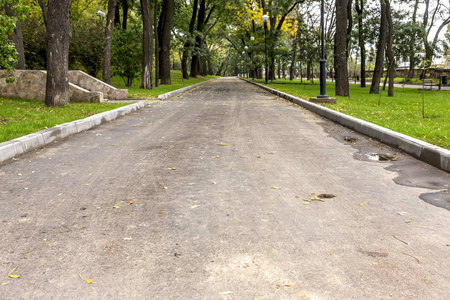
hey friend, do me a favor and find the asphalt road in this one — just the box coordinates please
[1,77,449,299]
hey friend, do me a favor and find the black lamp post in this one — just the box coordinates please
[262,14,269,84]
[244,46,248,78]
[317,0,328,98]
[250,36,255,80]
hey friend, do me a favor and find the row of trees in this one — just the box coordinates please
[1,0,450,105]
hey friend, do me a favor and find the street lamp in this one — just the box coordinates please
[318,0,328,98]
[242,51,246,77]
[309,0,336,103]
[250,37,255,80]
[262,14,269,84]
[244,46,248,78]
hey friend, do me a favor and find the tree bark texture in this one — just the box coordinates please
[334,0,349,96]
[140,0,153,89]
[154,0,159,87]
[114,2,121,27]
[158,0,174,84]
[103,0,116,86]
[385,0,395,97]
[369,0,387,94]
[355,0,365,87]
[122,0,129,30]
[182,0,198,79]
[4,2,25,69]
[45,0,71,107]
[190,0,206,78]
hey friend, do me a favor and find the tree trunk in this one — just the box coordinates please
[158,0,174,85]
[182,0,198,79]
[103,0,117,85]
[369,0,387,94]
[154,0,159,87]
[45,0,71,107]
[122,0,129,30]
[355,0,365,87]
[4,2,25,69]
[114,2,121,27]
[408,0,419,79]
[140,0,153,89]
[190,0,206,78]
[385,0,395,97]
[334,0,349,96]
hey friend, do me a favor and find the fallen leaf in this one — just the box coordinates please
[219,291,233,295]
[129,200,133,205]
[8,275,20,279]
[404,219,412,223]
[360,203,364,206]
[218,142,228,146]
[163,187,168,190]
[79,270,92,284]
[113,206,120,209]
[397,212,407,216]
[271,186,281,190]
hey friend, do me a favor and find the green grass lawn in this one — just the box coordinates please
[112,70,217,99]
[0,98,130,143]
[249,78,449,149]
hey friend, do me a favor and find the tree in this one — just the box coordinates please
[70,19,104,77]
[103,0,117,85]
[158,0,174,85]
[181,0,198,79]
[354,0,365,87]
[334,0,349,96]
[369,0,387,95]
[140,0,153,89]
[4,1,25,69]
[111,24,142,87]
[420,0,450,73]
[262,0,305,80]
[154,0,159,87]
[40,0,72,107]
[385,0,394,97]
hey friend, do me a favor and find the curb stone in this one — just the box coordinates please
[0,101,148,164]
[242,78,450,173]
[158,78,217,100]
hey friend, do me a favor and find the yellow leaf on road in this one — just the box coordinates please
[271,186,281,190]
[219,291,233,295]
[113,206,120,209]
[218,142,228,146]
[8,275,20,278]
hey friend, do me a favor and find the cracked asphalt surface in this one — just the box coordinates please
[1,77,449,299]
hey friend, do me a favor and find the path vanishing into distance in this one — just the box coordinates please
[1,77,449,299]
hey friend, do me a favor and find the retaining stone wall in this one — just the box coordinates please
[0,70,127,102]
[69,71,127,100]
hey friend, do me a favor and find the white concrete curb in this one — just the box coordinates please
[0,101,147,164]
[158,78,216,100]
[243,79,450,172]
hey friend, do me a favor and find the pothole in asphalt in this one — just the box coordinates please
[419,191,450,210]
[344,136,357,143]
[367,153,397,161]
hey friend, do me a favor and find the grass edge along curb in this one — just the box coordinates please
[0,101,147,164]
[241,78,450,173]
[158,78,217,100]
